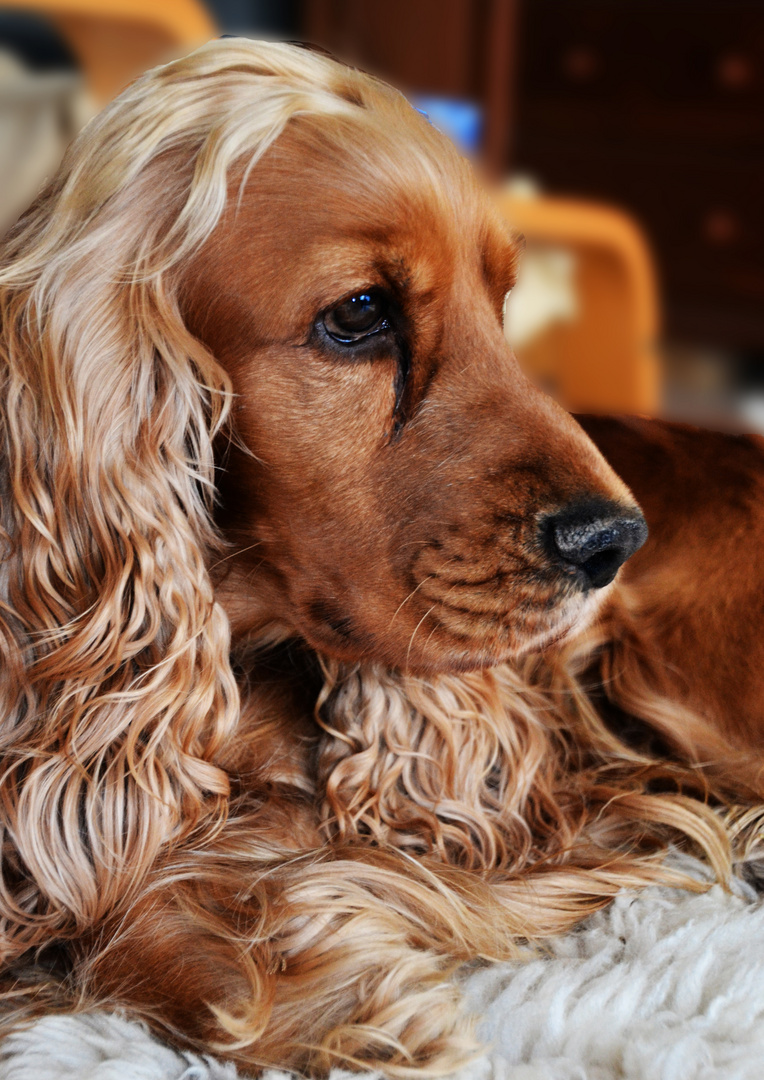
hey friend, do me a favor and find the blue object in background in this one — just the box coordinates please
[411,95,483,157]
[206,0,299,37]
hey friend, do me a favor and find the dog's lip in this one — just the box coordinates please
[414,557,584,611]
[391,588,605,674]
[515,588,607,656]
[394,571,604,663]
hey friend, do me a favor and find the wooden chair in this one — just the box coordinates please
[497,192,661,415]
[2,0,217,102]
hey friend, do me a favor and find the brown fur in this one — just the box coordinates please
[581,415,764,750]
[0,39,763,1077]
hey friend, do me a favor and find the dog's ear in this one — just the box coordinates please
[0,155,240,957]
[0,36,399,957]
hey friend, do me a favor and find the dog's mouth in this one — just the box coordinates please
[402,565,608,669]
[296,557,614,675]
[262,500,647,674]
[377,499,646,669]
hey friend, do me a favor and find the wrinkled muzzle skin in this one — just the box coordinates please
[183,112,640,673]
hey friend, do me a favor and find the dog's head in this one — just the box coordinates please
[176,44,645,671]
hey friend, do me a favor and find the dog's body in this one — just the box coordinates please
[583,415,764,751]
[0,39,763,1076]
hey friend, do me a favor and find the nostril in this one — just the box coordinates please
[541,500,648,590]
[578,546,631,589]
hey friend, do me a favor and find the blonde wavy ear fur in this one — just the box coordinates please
[0,38,384,959]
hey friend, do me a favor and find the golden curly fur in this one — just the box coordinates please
[1,37,764,1077]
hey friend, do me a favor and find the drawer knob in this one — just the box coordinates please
[703,209,740,246]
[562,46,600,83]
[716,52,755,90]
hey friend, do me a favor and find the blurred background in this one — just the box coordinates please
[1,0,762,429]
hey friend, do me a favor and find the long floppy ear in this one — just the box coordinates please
[0,160,239,956]
[0,37,413,958]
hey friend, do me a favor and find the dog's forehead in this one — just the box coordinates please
[225,115,513,299]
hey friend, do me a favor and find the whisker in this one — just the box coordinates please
[389,574,435,628]
[405,603,439,665]
[208,541,264,570]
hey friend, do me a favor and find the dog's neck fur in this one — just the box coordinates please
[223,626,739,889]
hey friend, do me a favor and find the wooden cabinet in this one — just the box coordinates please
[512,0,764,349]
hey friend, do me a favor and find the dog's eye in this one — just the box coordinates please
[323,291,389,344]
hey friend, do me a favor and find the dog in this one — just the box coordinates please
[1,38,763,1076]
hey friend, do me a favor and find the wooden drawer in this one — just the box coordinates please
[518,0,764,144]
[520,0,764,103]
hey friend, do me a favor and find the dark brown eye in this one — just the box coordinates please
[323,290,389,344]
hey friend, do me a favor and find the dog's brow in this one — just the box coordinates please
[385,257,413,293]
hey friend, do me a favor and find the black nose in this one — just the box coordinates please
[541,499,648,590]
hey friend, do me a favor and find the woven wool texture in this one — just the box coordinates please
[3,855,764,1080]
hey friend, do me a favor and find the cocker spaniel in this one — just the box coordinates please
[1,38,763,1077]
